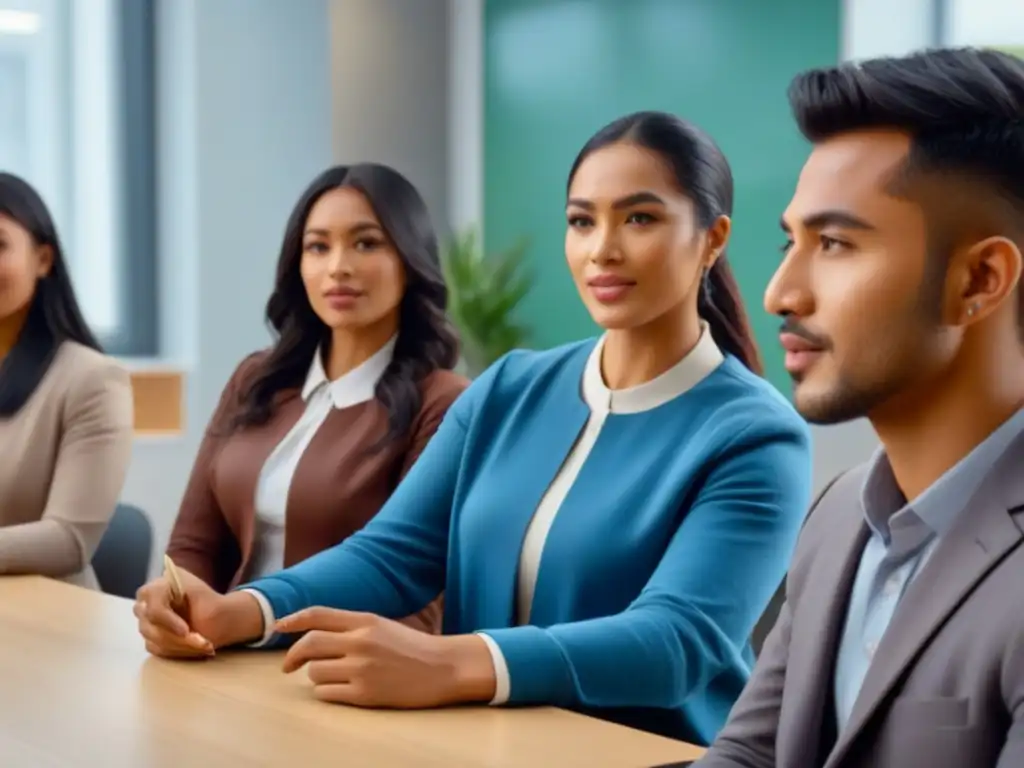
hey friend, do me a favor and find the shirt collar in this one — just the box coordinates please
[581,322,725,415]
[301,334,397,409]
[861,405,1024,544]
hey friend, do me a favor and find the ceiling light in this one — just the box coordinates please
[0,10,42,35]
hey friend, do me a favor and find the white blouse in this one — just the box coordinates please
[245,336,396,581]
[479,326,724,703]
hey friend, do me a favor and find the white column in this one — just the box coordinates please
[448,0,484,235]
[945,0,1024,46]
[69,0,121,335]
[841,0,937,60]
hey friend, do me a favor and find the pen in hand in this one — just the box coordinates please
[162,554,215,655]
[163,554,185,607]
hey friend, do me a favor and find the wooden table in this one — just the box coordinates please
[0,576,704,767]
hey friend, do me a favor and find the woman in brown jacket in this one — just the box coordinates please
[163,164,467,634]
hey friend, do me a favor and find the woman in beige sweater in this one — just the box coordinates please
[0,173,133,589]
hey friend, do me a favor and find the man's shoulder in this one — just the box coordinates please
[787,461,872,584]
[803,462,872,529]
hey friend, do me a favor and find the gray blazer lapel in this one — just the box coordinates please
[780,469,869,766]
[825,465,1024,768]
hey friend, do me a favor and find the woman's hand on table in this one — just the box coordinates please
[133,568,264,657]
[276,607,498,708]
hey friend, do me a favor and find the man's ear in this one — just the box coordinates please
[947,235,1022,325]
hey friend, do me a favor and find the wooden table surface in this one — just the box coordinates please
[0,576,704,767]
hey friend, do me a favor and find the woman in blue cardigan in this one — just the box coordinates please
[135,111,812,745]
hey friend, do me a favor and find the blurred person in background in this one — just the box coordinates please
[0,172,133,588]
[153,164,466,634]
[135,114,811,746]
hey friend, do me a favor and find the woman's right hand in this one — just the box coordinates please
[133,566,262,658]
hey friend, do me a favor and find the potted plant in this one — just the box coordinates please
[441,227,534,377]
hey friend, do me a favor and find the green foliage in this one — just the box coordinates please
[442,228,534,376]
[991,45,1024,60]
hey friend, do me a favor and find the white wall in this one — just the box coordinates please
[329,0,451,234]
[841,0,936,61]
[126,0,456,570]
[126,0,977,567]
[448,0,484,234]
[121,0,334,568]
[945,0,1024,45]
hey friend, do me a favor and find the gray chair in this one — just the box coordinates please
[752,581,786,656]
[92,503,153,598]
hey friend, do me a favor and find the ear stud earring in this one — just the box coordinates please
[967,303,980,317]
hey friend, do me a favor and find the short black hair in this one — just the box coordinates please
[789,47,1024,203]
[788,47,1024,329]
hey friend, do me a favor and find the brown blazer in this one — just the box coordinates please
[166,352,467,632]
[0,341,134,588]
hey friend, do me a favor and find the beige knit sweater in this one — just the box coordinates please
[0,341,133,588]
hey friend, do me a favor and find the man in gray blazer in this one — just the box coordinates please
[697,48,1024,768]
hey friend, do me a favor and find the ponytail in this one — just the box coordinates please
[697,257,764,375]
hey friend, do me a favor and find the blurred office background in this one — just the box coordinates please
[1,0,1021,569]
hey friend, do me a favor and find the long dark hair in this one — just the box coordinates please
[0,173,101,416]
[230,164,460,447]
[567,111,764,374]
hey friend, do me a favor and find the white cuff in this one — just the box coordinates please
[241,588,276,647]
[475,632,510,705]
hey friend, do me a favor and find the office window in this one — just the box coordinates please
[942,0,1024,49]
[0,0,157,356]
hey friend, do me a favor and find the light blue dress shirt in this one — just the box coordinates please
[834,406,1024,730]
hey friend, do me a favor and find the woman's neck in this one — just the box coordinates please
[324,321,396,381]
[600,308,702,390]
